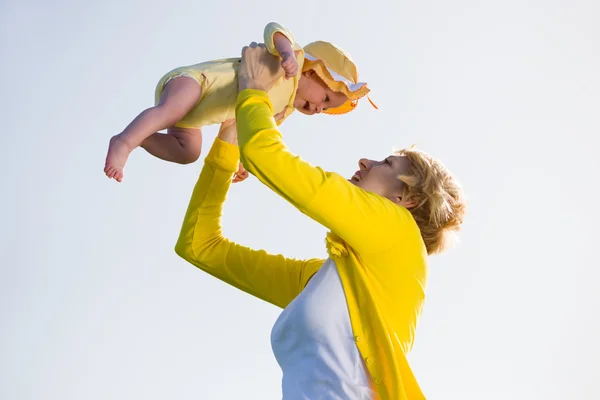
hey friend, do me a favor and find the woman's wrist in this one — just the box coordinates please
[238,78,269,92]
[216,120,239,145]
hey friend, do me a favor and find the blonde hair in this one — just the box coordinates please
[395,147,466,255]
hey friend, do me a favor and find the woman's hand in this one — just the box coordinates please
[238,42,285,93]
[232,163,249,183]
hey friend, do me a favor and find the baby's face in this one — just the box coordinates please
[294,70,348,115]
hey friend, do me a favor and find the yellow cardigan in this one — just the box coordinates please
[175,89,429,400]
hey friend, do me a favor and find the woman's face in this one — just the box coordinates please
[349,156,415,207]
[294,70,348,115]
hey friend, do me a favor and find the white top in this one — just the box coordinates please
[271,258,374,400]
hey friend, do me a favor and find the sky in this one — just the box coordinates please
[1,0,599,399]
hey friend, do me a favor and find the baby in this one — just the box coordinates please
[104,22,372,182]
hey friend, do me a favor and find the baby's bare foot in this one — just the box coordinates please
[104,135,132,182]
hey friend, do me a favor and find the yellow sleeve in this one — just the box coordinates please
[175,137,323,309]
[263,22,296,56]
[236,90,420,256]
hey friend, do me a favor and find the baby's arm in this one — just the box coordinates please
[273,32,294,57]
[264,22,298,79]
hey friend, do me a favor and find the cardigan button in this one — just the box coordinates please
[365,357,373,365]
[354,336,361,342]
[374,377,382,385]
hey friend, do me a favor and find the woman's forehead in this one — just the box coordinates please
[388,155,407,162]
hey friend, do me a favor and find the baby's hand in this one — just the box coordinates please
[280,51,298,79]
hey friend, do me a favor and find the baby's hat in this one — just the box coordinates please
[302,41,374,115]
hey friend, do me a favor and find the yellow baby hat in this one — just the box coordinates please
[302,41,375,115]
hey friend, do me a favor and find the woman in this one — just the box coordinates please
[175,43,466,400]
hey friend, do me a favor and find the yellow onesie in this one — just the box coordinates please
[154,22,303,128]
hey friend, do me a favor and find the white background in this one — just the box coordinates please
[1,0,599,398]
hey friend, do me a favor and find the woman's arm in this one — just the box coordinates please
[235,90,422,256]
[174,122,323,308]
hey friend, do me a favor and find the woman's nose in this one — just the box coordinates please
[359,158,371,170]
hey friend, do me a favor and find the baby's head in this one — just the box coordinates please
[295,70,349,115]
[295,41,372,116]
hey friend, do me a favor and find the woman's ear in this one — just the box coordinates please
[397,197,417,209]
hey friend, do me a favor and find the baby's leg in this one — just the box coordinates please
[104,76,201,182]
[141,126,202,164]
